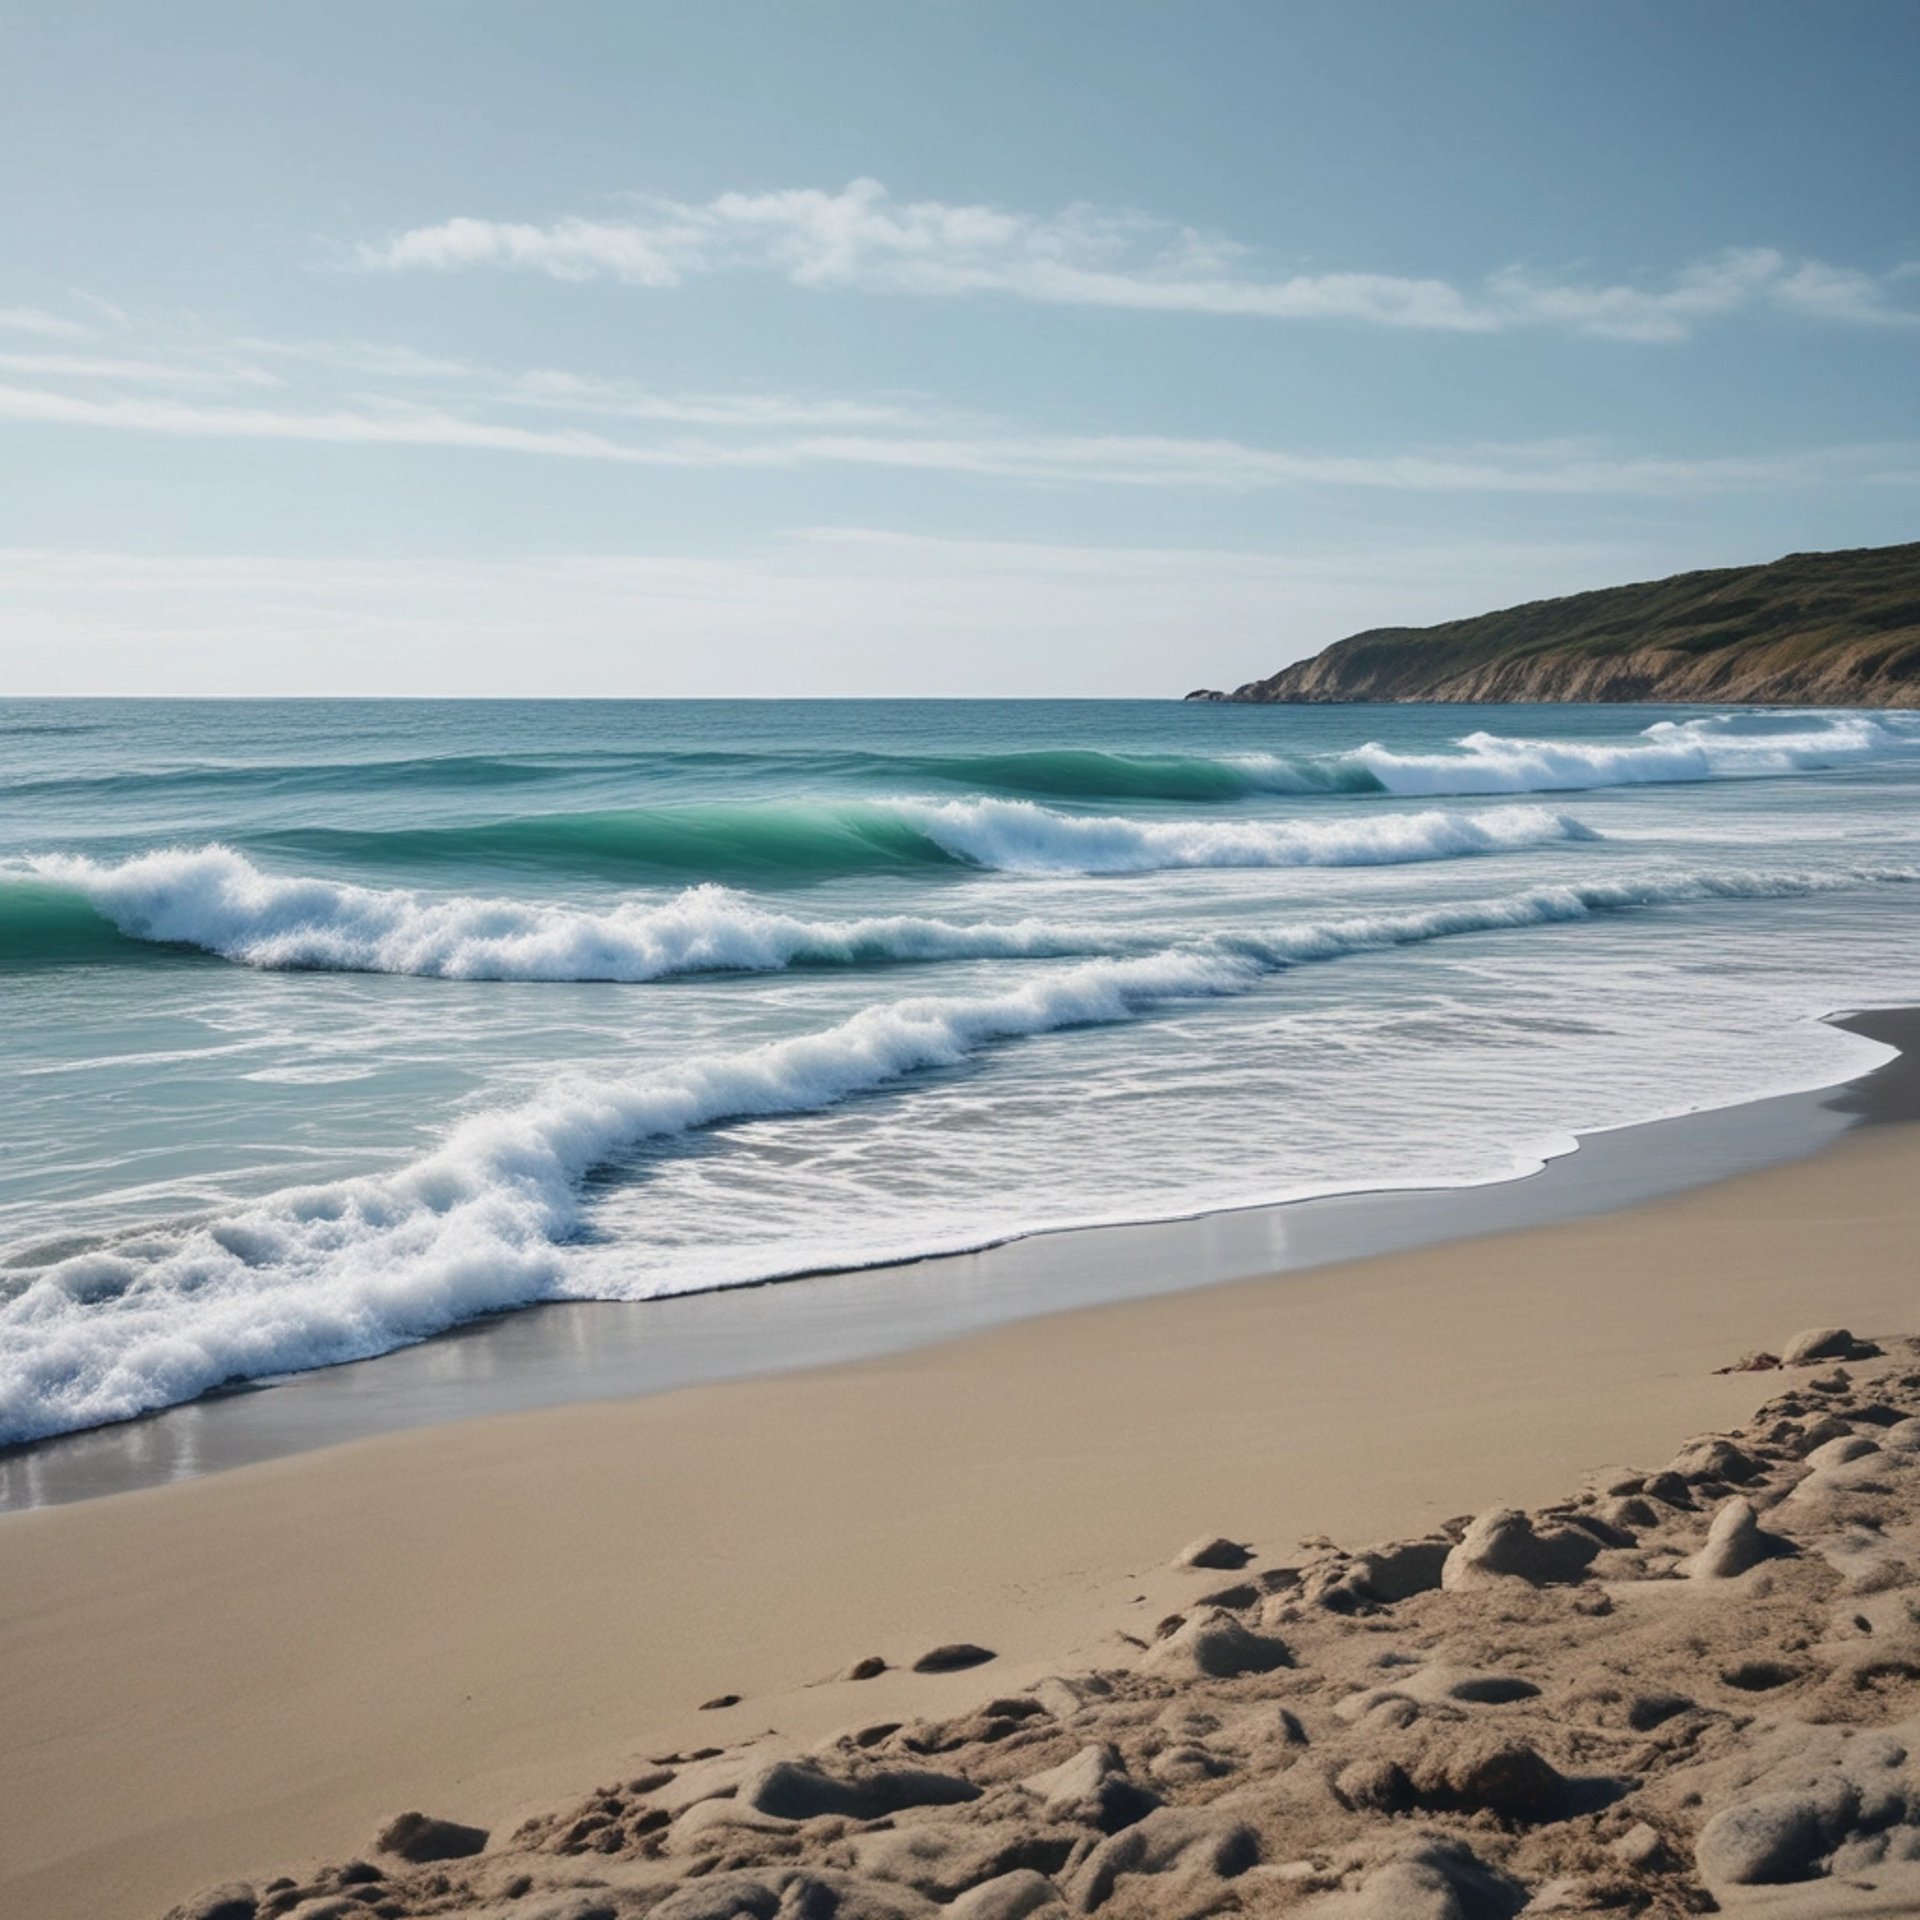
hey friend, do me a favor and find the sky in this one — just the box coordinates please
[1,0,1916,697]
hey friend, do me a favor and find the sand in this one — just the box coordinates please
[4,1025,1920,1919]
[174,1334,1920,1918]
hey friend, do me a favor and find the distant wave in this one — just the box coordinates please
[890,716,1920,799]
[889,747,1378,800]
[261,797,1595,883]
[13,713,1914,810]
[1353,713,1916,796]
[11,718,1904,814]
[2,752,579,802]
[3,853,1915,1444]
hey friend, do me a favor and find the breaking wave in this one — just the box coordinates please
[260,798,1595,883]
[4,850,1116,979]
[1352,713,1916,795]
[3,854,1914,1444]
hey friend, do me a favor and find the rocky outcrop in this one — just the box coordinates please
[1190,540,1920,706]
[165,1333,1920,1920]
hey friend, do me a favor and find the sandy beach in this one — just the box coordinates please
[0,1016,1914,1916]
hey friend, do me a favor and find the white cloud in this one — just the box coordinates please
[358,180,1920,341]
[4,375,1915,499]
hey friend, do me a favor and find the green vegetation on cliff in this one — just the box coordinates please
[1190,541,1920,706]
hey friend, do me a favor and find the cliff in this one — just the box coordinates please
[1190,540,1920,706]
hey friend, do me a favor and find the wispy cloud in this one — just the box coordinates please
[0,351,279,389]
[0,305,96,341]
[358,180,1920,342]
[2,303,1913,501]
[3,374,1915,498]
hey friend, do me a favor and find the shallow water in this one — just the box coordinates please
[5,696,1919,1445]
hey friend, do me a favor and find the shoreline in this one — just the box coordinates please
[3,1007,1909,1514]
[4,1012,1920,1915]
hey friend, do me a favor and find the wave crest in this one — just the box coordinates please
[263,797,1595,883]
[3,854,1915,1444]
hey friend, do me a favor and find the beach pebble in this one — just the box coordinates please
[846,1656,888,1681]
[372,1809,489,1862]
[947,1870,1063,1920]
[1302,1536,1451,1612]
[654,1872,936,1920]
[1329,1840,1523,1920]
[738,1757,869,1821]
[1783,1327,1871,1366]
[1694,1779,1853,1885]
[1639,1470,1693,1507]
[740,1756,981,1822]
[698,1692,740,1710]
[1790,1413,1856,1456]
[163,1888,258,1920]
[1031,1673,1113,1720]
[1684,1497,1791,1579]
[948,1873,1067,1920]
[851,1823,1070,1901]
[663,1797,799,1856]
[1610,1822,1672,1871]
[1335,1757,1412,1813]
[1806,1433,1880,1470]
[1440,1508,1599,1590]
[1666,1436,1762,1484]
[1140,1606,1291,1680]
[650,1872,787,1920]
[1021,1743,1159,1831]
[1408,1734,1567,1823]
[1068,1806,1259,1910]
[913,1642,997,1673]
[1591,1494,1656,1532]
[1174,1535,1251,1571]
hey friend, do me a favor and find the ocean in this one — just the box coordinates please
[4,696,1920,1449]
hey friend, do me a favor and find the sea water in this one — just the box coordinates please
[4,696,1919,1445]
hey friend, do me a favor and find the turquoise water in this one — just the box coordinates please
[5,696,1920,1445]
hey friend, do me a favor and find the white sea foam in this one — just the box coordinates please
[0,948,1252,1443]
[3,855,1914,1445]
[12,806,1596,978]
[1353,713,1911,796]
[891,798,1593,872]
[18,847,1110,979]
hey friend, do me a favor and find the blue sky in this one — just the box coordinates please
[2,0,1916,695]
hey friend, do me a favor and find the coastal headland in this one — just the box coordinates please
[1186,541,1920,707]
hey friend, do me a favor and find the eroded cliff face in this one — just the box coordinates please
[1190,542,1920,707]
[1230,637,1920,707]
